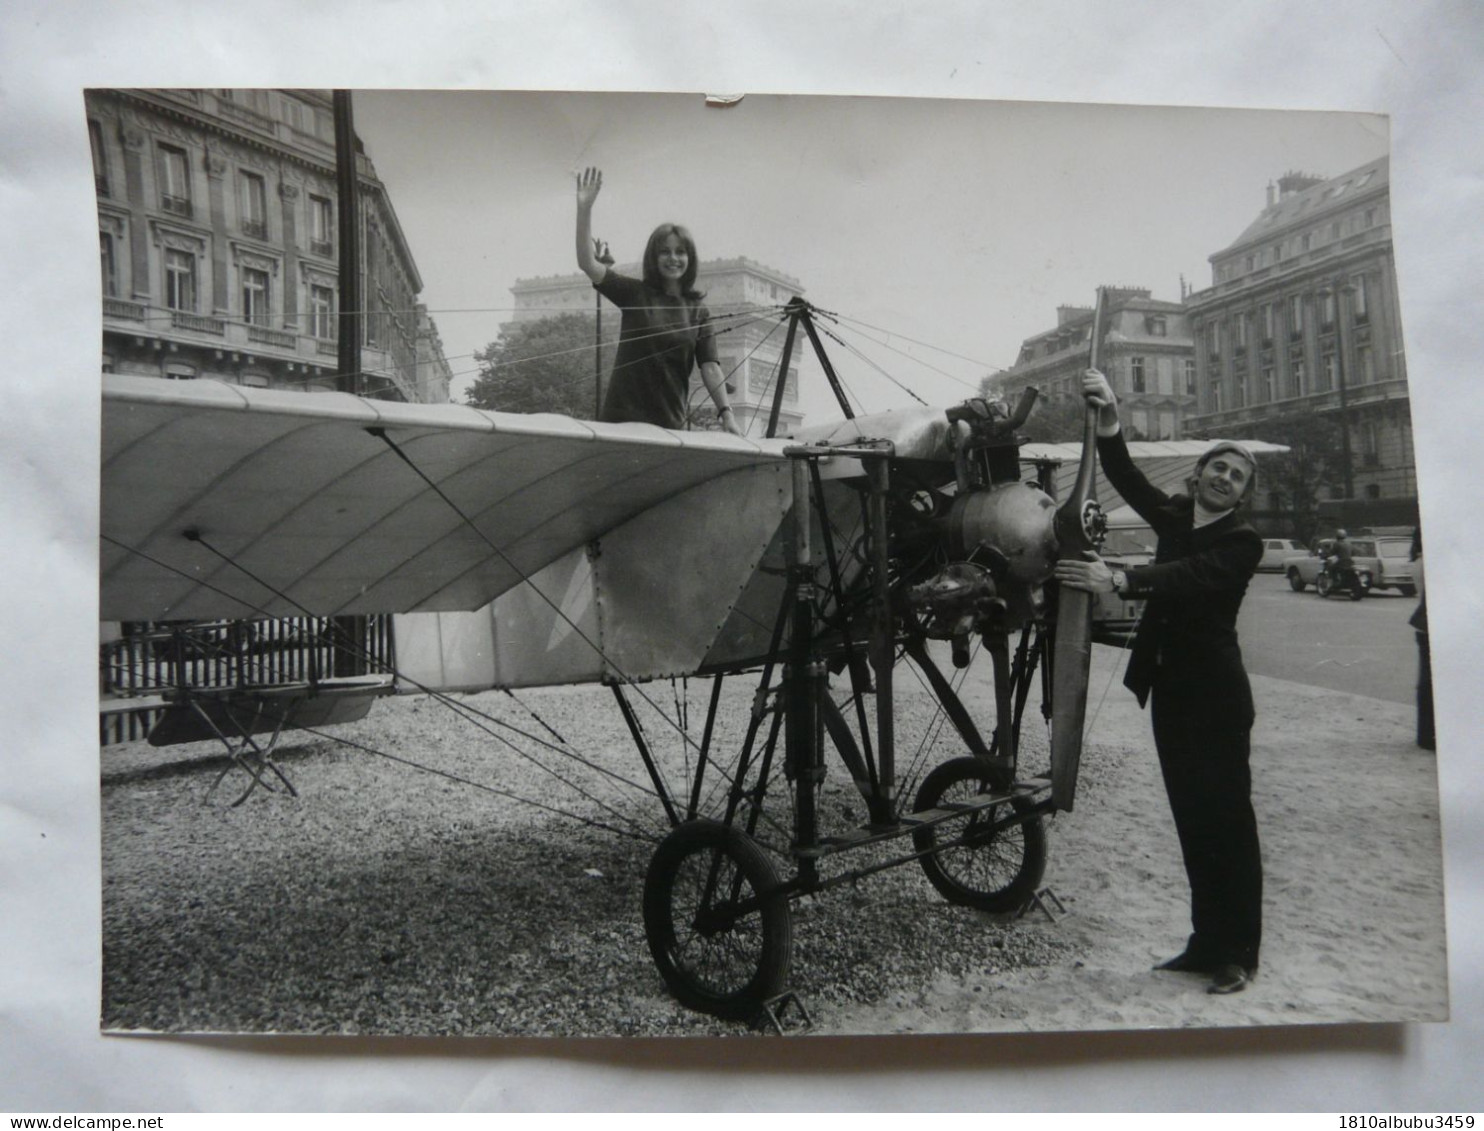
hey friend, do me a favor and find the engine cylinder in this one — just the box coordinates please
[946,481,1060,584]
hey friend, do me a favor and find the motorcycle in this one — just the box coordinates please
[1316,557,1370,601]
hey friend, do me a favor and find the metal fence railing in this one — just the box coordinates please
[99,615,395,745]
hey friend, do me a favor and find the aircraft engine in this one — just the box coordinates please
[944,480,1060,585]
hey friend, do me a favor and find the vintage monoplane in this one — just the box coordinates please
[99,290,1278,1023]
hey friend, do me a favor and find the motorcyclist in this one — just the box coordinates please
[1317,528,1359,593]
[1323,530,1359,592]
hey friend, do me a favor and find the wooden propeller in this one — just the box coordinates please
[1048,287,1106,812]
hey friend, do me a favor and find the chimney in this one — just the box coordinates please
[1266,181,1276,208]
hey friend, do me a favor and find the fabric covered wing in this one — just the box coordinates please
[100,375,790,622]
[1022,439,1287,512]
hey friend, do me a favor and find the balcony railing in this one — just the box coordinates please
[310,239,333,258]
[104,298,145,321]
[170,311,225,335]
[161,195,193,218]
[248,324,295,348]
[241,219,268,240]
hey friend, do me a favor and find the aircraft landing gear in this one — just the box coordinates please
[642,819,793,1021]
[911,756,1048,913]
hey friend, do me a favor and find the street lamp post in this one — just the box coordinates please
[593,239,614,420]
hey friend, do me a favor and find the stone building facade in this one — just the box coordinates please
[985,288,1196,440]
[90,88,450,404]
[1182,157,1414,508]
[510,257,809,433]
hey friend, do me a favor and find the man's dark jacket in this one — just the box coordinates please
[1098,430,1264,726]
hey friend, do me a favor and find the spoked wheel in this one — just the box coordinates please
[1316,572,1333,598]
[911,756,1047,913]
[642,819,793,1020]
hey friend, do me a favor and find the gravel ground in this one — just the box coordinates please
[101,662,1082,1037]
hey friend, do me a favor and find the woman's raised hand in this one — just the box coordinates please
[575,166,603,209]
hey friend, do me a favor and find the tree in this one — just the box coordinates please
[1240,412,1345,543]
[465,312,614,419]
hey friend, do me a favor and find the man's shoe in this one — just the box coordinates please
[1207,964,1252,994]
[1153,951,1216,973]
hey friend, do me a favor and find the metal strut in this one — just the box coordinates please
[766,297,855,439]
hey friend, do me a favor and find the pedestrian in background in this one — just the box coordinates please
[1411,526,1434,751]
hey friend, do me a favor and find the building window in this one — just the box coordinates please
[1130,356,1146,393]
[100,232,117,298]
[1205,321,1220,359]
[1362,421,1380,467]
[89,120,109,195]
[1321,290,1337,328]
[1358,344,1375,384]
[1320,351,1337,392]
[1330,221,1342,241]
[164,362,197,380]
[1352,275,1369,322]
[1209,380,1222,413]
[1234,313,1249,351]
[1234,372,1247,407]
[1263,365,1275,402]
[164,247,197,311]
[1365,483,1381,500]
[1244,254,1255,272]
[158,144,192,217]
[280,95,304,132]
[1261,303,1275,344]
[1364,208,1376,229]
[242,267,270,326]
[238,171,268,240]
[310,284,336,339]
[1301,232,1312,252]
[1287,294,1304,338]
[1146,316,1167,337]
[1272,242,1282,263]
[1184,359,1196,396]
[1291,358,1307,398]
[309,195,334,257]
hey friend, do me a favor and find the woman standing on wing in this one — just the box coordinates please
[575,167,742,435]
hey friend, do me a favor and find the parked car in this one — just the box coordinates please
[1283,536,1417,596]
[1257,537,1307,572]
[1093,513,1156,643]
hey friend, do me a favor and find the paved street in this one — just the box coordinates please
[1237,569,1422,704]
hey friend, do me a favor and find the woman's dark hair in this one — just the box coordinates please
[642,223,703,299]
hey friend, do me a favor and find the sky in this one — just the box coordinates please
[352,90,1389,422]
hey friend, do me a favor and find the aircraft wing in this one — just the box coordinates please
[1022,438,1288,512]
[100,374,793,624]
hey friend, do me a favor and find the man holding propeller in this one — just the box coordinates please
[1055,368,1265,996]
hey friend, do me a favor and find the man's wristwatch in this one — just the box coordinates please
[1110,569,1127,595]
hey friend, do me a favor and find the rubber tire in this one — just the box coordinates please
[1399,585,1417,598]
[643,819,792,1021]
[1349,574,1367,601]
[1316,572,1333,598]
[912,756,1047,913]
[1288,569,1306,592]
